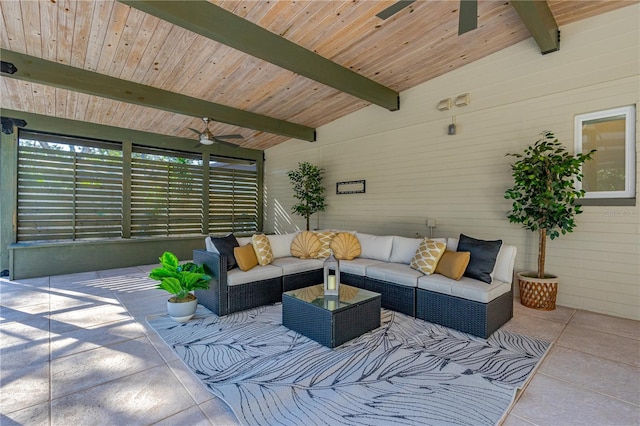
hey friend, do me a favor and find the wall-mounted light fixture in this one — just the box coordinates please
[448,116,456,135]
[437,98,452,111]
[426,219,437,238]
[455,93,470,107]
[437,93,471,111]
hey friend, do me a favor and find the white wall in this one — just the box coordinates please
[265,6,640,320]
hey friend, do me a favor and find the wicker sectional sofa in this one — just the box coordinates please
[194,232,517,338]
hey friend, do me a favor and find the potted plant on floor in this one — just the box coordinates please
[149,252,211,322]
[504,131,595,310]
[287,161,327,231]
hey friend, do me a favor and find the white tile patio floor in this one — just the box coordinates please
[1,264,638,425]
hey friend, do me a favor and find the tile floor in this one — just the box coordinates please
[1,265,639,426]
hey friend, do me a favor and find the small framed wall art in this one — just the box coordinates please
[336,180,366,195]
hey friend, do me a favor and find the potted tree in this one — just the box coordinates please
[505,131,595,310]
[149,252,211,322]
[287,162,327,231]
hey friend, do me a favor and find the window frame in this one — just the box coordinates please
[574,105,636,202]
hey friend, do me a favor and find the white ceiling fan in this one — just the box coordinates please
[188,117,244,147]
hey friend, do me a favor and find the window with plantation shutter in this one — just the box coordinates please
[15,132,261,243]
[209,160,258,234]
[17,132,123,242]
[131,147,204,237]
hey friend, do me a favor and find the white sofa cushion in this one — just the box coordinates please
[417,274,511,303]
[492,245,517,284]
[340,258,385,276]
[389,236,422,264]
[366,263,423,287]
[271,257,324,275]
[267,232,299,259]
[236,236,252,246]
[356,233,394,262]
[227,264,282,286]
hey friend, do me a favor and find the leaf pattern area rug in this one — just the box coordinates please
[147,304,550,426]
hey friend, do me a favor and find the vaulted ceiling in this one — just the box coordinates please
[0,0,633,151]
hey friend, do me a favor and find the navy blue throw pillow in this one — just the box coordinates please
[457,234,502,284]
[210,234,239,271]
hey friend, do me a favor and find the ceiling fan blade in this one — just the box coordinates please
[187,127,202,135]
[376,0,416,20]
[213,137,241,148]
[458,0,478,35]
[215,134,244,140]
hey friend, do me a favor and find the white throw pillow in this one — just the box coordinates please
[267,232,299,259]
[356,233,394,262]
[389,236,423,264]
[236,236,252,246]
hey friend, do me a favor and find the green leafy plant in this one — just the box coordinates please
[149,252,211,302]
[287,162,327,231]
[505,131,595,279]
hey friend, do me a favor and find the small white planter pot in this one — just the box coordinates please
[167,298,198,322]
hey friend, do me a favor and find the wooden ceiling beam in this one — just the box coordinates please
[511,0,560,55]
[0,49,316,142]
[119,0,400,111]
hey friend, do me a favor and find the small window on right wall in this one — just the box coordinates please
[575,105,636,205]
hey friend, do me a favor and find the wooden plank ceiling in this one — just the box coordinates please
[0,0,633,151]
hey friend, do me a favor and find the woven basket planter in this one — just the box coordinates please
[517,273,559,311]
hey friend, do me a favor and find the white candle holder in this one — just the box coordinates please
[323,250,340,296]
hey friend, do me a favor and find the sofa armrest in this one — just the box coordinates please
[193,249,230,316]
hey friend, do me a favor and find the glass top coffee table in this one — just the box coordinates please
[282,284,381,348]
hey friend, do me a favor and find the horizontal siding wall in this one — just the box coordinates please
[265,5,640,320]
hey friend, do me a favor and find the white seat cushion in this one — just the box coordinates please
[417,274,511,303]
[227,264,282,286]
[340,258,385,276]
[366,263,422,287]
[271,257,323,275]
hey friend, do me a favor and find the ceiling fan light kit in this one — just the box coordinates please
[189,117,244,147]
[199,134,214,145]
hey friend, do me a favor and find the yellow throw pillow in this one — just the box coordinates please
[330,232,361,260]
[435,250,471,280]
[314,231,336,258]
[410,239,447,275]
[290,231,322,259]
[234,244,259,271]
[251,234,273,265]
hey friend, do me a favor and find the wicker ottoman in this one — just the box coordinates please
[282,284,381,348]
